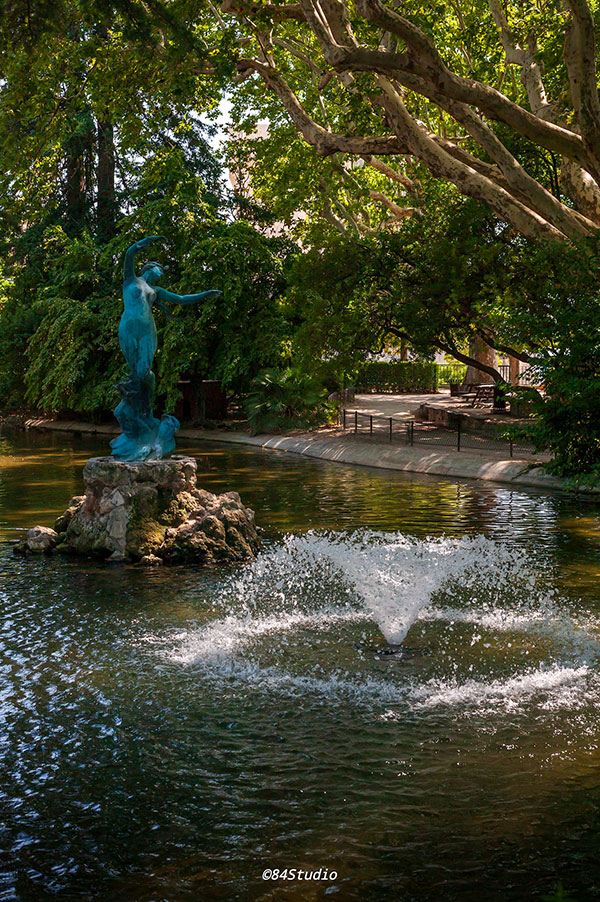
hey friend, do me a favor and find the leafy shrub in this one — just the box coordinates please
[436,363,467,385]
[244,367,335,434]
[356,361,437,393]
[518,358,600,484]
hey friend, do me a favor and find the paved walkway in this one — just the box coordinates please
[344,392,440,420]
[347,392,521,429]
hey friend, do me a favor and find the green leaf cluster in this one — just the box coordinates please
[356,362,438,393]
[244,367,335,435]
[0,0,295,417]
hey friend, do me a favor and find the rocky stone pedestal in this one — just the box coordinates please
[15,456,260,565]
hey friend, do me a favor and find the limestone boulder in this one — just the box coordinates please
[47,455,260,565]
[26,526,59,553]
[54,496,85,533]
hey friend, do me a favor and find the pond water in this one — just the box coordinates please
[3,431,600,901]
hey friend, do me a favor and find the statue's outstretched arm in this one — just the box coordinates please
[155,287,222,305]
[123,235,166,281]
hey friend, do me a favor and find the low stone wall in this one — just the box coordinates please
[15,456,260,566]
[418,405,462,428]
[417,404,515,438]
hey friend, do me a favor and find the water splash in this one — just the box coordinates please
[168,607,365,663]
[155,530,600,718]
[228,531,540,645]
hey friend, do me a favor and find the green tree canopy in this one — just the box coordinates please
[0,0,293,415]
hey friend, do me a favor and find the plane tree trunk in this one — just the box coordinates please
[463,336,497,385]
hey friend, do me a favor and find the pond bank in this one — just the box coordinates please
[12,414,588,495]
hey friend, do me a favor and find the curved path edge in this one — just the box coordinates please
[18,416,594,495]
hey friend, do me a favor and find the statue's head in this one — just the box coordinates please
[141,261,164,285]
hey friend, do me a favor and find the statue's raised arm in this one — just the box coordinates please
[123,236,166,281]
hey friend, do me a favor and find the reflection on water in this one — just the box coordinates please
[3,430,600,900]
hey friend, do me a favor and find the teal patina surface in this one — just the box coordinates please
[111,236,221,461]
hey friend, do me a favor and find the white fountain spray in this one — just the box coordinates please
[156,530,600,717]
[231,531,535,645]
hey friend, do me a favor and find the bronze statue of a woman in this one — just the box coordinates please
[110,236,221,461]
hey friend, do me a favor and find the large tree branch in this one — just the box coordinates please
[298,0,354,49]
[385,327,504,382]
[367,190,419,219]
[475,329,537,363]
[228,0,594,171]
[376,76,569,242]
[238,51,588,240]
[347,0,598,177]
[563,0,600,162]
[361,154,419,195]
[437,98,596,237]
[436,340,503,382]
[561,158,600,222]
[237,57,410,155]
[486,0,600,223]
[321,197,349,233]
[325,46,597,233]
[237,54,582,239]
[404,81,597,237]
[331,42,594,173]
[487,0,552,119]
[227,1,600,236]
[430,136,506,183]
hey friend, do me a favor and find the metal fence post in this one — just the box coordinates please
[410,421,414,446]
[457,419,461,452]
[354,411,358,434]
[370,415,373,436]
[510,439,513,458]
[343,409,346,430]
[389,417,393,441]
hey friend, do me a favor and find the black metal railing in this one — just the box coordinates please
[340,409,541,459]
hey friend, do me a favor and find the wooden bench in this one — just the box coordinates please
[450,381,478,398]
[471,384,495,407]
